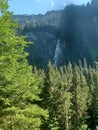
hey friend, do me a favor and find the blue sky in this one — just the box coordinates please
[9,0,91,15]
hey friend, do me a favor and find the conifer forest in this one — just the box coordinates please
[0,0,98,130]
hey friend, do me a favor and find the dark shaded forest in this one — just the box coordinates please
[60,3,98,65]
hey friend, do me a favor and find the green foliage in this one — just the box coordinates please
[71,65,90,129]
[0,0,48,129]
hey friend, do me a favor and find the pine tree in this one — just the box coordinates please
[91,64,98,129]
[42,62,72,130]
[56,66,72,130]
[71,65,89,130]
[0,1,48,129]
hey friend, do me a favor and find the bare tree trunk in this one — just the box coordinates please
[65,105,68,130]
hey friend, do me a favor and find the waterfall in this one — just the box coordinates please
[53,39,61,66]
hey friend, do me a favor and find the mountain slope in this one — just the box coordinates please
[14,4,98,68]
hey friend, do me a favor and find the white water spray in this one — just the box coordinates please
[53,39,61,66]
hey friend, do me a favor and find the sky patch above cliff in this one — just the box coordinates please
[9,0,91,15]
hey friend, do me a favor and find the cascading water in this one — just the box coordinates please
[53,39,61,66]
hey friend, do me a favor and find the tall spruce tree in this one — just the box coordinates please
[71,65,89,130]
[91,64,98,130]
[42,62,72,130]
[0,0,48,129]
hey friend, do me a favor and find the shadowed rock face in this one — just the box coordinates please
[13,10,63,27]
[25,30,59,69]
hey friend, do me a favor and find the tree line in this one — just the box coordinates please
[34,60,98,130]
